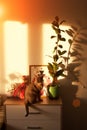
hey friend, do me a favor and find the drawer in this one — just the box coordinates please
[6,105,61,120]
[6,119,60,130]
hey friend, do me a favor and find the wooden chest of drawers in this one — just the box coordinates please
[4,97,62,130]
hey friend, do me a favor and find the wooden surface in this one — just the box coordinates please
[4,96,62,106]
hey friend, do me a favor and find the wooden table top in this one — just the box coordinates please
[4,96,62,106]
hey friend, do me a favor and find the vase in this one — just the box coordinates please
[47,84,59,99]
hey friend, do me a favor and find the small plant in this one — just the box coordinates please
[47,16,69,85]
[47,16,87,87]
[47,16,87,99]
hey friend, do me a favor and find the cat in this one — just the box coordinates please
[24,75,43,117]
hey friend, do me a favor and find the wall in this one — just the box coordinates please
[1,0,87,130]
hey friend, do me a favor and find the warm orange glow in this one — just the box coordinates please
[0,5,4,17]
[3,21,29,94]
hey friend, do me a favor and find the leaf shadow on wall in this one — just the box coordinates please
[59,55,87,130]
[59,25,87,130]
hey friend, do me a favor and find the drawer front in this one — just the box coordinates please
[6,105,61,120]
[7,119,60,130]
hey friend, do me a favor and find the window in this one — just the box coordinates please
[3,21,29,93]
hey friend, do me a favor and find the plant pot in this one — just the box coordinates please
[47,85,59,99]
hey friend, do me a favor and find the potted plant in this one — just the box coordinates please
[47,16,68,99]
[47,16,87,99]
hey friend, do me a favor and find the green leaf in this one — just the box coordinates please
[58,45,63,48]
[52,21,58,27]
[59,20,66,25]
[54,46,57,50]
[61,50,67,55]
[58,34,62,40]
[51,36,56,39]
[53,54,58,62]
[58,50,67,55]
[68,39,73,44]
[53,62,58,71]
[52,25,60,34]
[48,63,53,69]
[55,16,59,22]
[60,37,66,41]
[58,61,62,65]
[59,63,65,69]
[52,26,57,30]
[58,50,62,55]
[55,69,64,77]
[61,29,65,32]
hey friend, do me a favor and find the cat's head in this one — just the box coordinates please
[33,75,43,90]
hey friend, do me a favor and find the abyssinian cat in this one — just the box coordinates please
[24,74,43,117]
